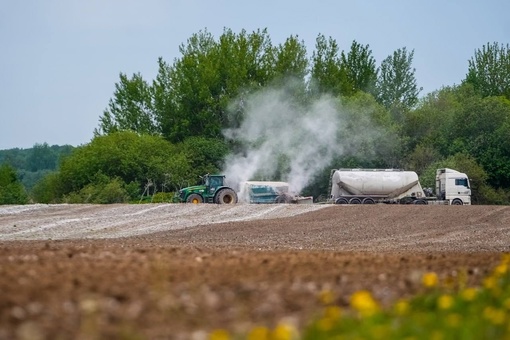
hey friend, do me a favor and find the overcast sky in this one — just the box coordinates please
[1,0,508,150]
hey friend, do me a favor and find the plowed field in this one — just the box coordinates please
[1,204,509,339]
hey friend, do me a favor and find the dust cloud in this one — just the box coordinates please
[223,88,332,193]
[222,84,383,194]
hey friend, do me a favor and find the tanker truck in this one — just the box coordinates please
[329,168,471,205]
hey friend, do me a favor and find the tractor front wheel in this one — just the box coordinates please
[215,188,238,204]
[187,194,203,204]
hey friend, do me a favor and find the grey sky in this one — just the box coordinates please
[1,0,508,150]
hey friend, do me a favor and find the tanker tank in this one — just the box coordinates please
[330,169,425,204]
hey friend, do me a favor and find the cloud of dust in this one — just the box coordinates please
[221,84,385,196]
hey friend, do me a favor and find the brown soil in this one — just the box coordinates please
[0,204,509,339]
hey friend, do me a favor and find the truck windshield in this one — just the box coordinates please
[455,178,469,188]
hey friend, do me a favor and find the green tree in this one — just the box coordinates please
[96,72,157,136]
[465,42,510,99]
[340,40,378,96]
[0,164,28,204]
[310,34,350,97]
[402,86,461,157]
[178,136,229,182]
[31,172,62,204]
[27,142,57,171]
[377,47,422,121]
[450,94,510,188]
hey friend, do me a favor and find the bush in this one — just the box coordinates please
[63,175,132,204]
[0,164,28,204]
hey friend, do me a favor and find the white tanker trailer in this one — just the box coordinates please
[330,168,471,205]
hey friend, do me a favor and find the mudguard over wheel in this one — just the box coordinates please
[275,195,291,204]
[451,199,463,205]
[186,193,203,204]
[215,188,238,204]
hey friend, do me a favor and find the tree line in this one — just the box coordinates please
[1,28,509,205]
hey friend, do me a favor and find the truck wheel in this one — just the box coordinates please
[335,197,349,204]
[186,194,203,204]
[215,188,238,204]
[414,199,428,205]
[349,198,362,204]
[275,195,291,204]
[451,199,463,205]
[362,198,375,204]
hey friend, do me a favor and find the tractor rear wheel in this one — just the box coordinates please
[186,194,203,204]
[215,188,238,204]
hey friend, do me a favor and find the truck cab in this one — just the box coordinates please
[435,168,471,205]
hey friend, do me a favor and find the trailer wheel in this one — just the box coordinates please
[215,188,238,204]
[362,198,375,204]
[275,195,291,204]
[414,199,428,205]
[186,194,203,204]
[451,199,463,205]
[349,198,362,204]
[335,197,349,204]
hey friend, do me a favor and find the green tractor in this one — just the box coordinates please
[173,174,238,204]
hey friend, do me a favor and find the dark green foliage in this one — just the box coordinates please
[177,137,229,182]
[64,174,132,204]
[96,73,158,136]
[377,47,422,121]
[310,34,350,98]
[340,40,378,96]
[0,164,28,204]
[465,42,510,99]
[31,172,62,204]
[0,144,74,196]
[58,132,190,198]
[27,143,57,171]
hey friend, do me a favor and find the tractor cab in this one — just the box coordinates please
[204,174,225,193]
[173,174,238,204]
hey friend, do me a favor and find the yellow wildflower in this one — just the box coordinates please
[422,272,439,288]
[438,294,454,310]
[504,298,510,310]
[460,287,478,301]
[394,299,409,316]
[247,326,270,340]
[483,276,497,290]
[323,305,342,320]
[209,329,230,340]
[272,323,298,340]
[493,263,508,276]
[350,290,380,317]
[483,307,506,325]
